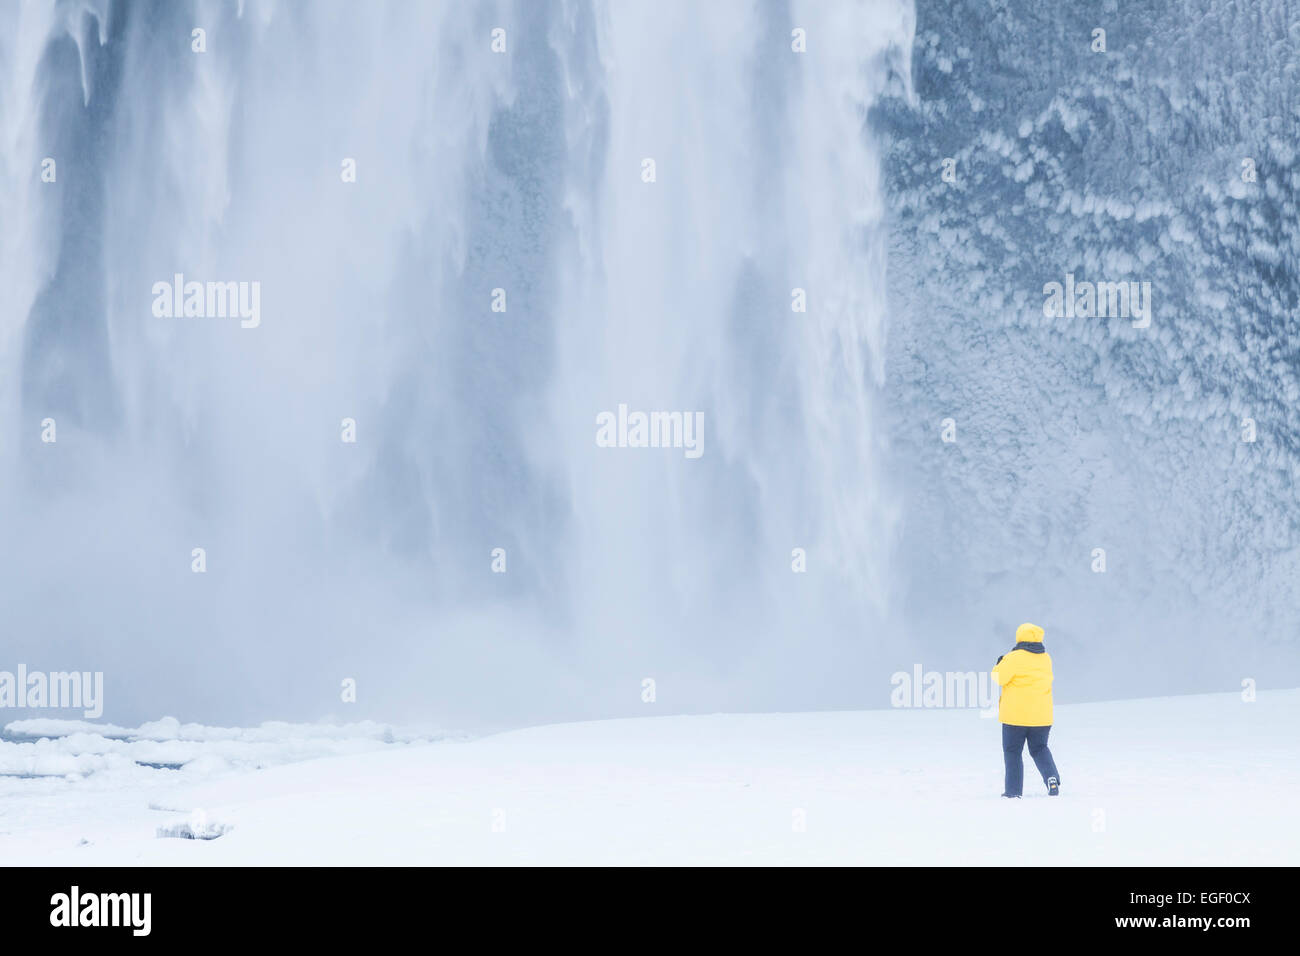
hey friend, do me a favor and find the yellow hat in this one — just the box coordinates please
[1015,622,1045,643]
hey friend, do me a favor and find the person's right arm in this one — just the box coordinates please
[992,653,1016,687]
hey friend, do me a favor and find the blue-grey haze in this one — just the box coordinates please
[0,0,1294,728]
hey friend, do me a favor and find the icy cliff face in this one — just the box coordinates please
[873,0,1300,695]
[1,0,1290,727]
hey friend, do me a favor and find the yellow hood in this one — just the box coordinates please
[1015,622,1045,643]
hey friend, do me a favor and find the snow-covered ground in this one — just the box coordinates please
[2,690,1295,865]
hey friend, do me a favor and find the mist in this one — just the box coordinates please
[1,0,1294,733]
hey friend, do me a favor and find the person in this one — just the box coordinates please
[991,622,1060,798]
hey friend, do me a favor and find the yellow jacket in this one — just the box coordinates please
[991,623,1054,726]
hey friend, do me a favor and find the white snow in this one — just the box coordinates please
[1,690,1295,865]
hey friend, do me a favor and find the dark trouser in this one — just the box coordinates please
[1002,724,1059,796]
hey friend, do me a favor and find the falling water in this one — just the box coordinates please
[0,0,915,728]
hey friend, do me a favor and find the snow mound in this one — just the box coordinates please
[156,810,232,841]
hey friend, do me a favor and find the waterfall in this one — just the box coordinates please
[0,0,914,728]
